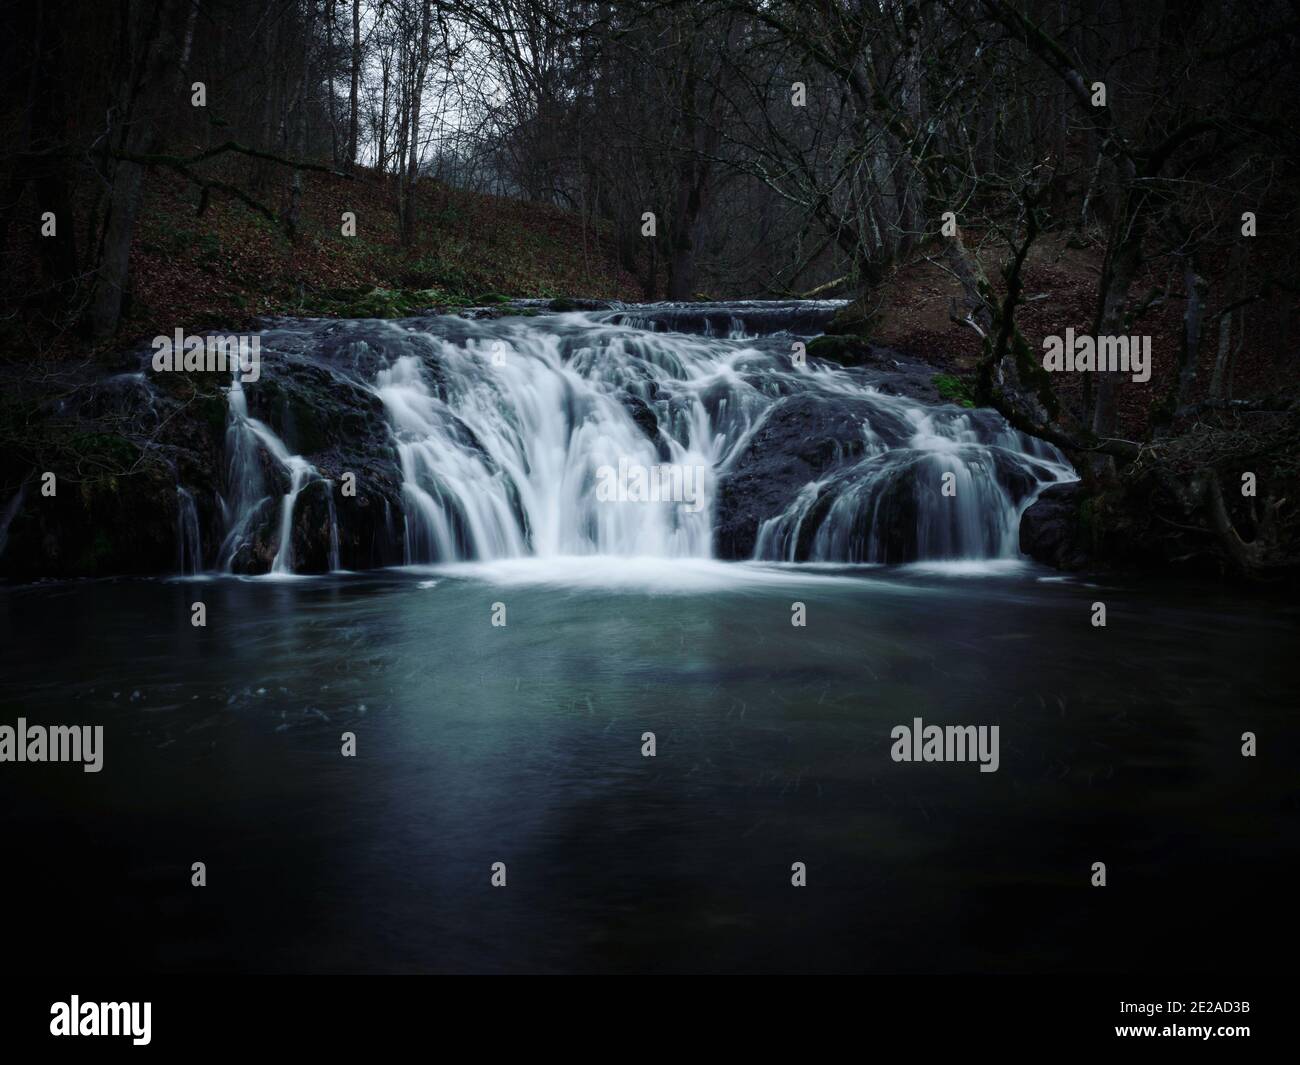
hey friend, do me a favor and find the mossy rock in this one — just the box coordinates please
[932,373,976,408]
[545,297,616,312]
[807,334,875,367]
[307,286,443,319]
[824,295,876,339]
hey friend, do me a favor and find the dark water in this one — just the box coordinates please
[2,560,1296,973]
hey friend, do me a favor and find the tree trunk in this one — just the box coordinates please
[378,49,391,173]
[347,0,360,172]
[1089,178,1145,440]
[1209,310,1234,402]
[668,147,710,300]
[28,0,79,312]
[86,0,178,341]
[283,1,319,240]
[1172,253,1207,413]
[401,1,432,247]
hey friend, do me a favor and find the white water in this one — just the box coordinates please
[207,303,1075,575]
[372,323,719,561]
[176,486,202,575]
[418,556,871,593]
[754,403,1072,563]
[217,371,339,574]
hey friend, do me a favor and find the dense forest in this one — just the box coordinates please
[2,0,1299,579]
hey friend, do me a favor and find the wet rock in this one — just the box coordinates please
[618,393,669,459]
[606,300,840,337]
[548,297,618,312]
[823,294,876,338]
[715,394,891,559]
[1019,481,1090,569]
[806,334,876,367]
[0,457,178,579]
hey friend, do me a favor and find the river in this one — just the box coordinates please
[0,301,1294,973]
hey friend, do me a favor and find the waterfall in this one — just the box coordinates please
[0,484,26,562]
[326,489,341,572]
[217,370,330,574]
[204,303,1075,575]
[372,325,717,561]
[268,457,312,575]
[753,404,1073,563]
[176,487,202,574]
[605,300,848,338]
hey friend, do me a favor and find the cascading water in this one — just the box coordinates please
[201,301,1075,575]
[0,485,25,566]
[176,486,202,575]
[326,491,341,572]
[752,403,1071,563]
[217,370,339,575]
[371,322,718,561]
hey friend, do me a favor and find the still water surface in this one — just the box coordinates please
[1,560,1294,973]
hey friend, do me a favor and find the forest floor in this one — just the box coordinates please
[131,165,643,327]
[21,164,641,361]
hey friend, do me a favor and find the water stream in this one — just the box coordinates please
[207,301,1074,572]
[4,303,1292,975]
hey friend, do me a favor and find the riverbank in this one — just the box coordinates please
[6,166,640,365]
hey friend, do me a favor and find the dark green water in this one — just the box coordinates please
[1,559,1295,973]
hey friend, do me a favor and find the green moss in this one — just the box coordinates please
[299,286,450,318]
[932,373,976,408]
[1078,495,1096,533]
[1011,329,1059,420]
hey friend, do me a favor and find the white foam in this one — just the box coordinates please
[898,559,1033,577]
[405,555,867,593]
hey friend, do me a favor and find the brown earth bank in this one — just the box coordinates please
[3,164,641,364]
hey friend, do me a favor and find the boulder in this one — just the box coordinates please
[715,393,893,558]
[1019,481,1091,569]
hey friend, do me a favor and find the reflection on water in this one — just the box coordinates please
[1,564,1296,973]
